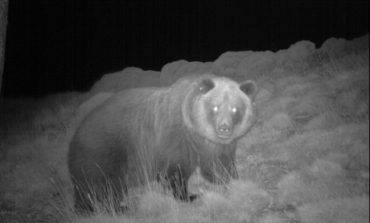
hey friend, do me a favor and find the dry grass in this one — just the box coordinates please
[0,36,368,223]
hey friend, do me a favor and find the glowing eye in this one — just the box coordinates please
[213,106,218,112]
[231,107,237,113]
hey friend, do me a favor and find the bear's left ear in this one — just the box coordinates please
[198,78,215,94]
[239,81,257,99]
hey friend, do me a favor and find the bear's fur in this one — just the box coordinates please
[68,74,257,213]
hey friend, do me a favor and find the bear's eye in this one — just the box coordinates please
[231,107,237,113]
[213,106,219,113]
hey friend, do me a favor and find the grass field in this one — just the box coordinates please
[0,35,368,223]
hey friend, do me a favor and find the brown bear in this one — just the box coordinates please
[68,74,257,213]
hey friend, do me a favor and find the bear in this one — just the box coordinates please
[68,74,257,214]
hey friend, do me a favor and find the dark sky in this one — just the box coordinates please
[2,0,368,97]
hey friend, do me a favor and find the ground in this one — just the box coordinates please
[0,35,368,223]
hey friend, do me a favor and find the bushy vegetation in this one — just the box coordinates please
[0,35,368,223]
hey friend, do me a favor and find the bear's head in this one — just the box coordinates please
[183,75,257,145]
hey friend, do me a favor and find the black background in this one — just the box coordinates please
[2,0,368,97]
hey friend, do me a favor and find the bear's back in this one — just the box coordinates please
[72,87,163,147]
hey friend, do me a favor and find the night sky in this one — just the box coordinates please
[2,0,368,97]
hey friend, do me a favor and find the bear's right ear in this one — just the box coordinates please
[198,78,215,94]
[239,81,257,99]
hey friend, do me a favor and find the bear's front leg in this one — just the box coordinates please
[166,164,194,201]
[200,153,238,184]
[219,153,239,180]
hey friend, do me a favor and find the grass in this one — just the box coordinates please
[0,35,368,223]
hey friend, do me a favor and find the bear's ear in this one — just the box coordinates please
[239,81,257,99]
[198,78,215,94]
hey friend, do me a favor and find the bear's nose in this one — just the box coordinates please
[218,123,231,133]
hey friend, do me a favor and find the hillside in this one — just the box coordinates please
[0,34,368,223]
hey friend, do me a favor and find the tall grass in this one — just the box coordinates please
[0,36,368,223]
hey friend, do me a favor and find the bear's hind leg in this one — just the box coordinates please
[109,177,128,213]
[73,177,128,215]
[73,186,94,215]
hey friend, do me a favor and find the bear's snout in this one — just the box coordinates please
[218,123,231,132]
[216,123,233,138]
